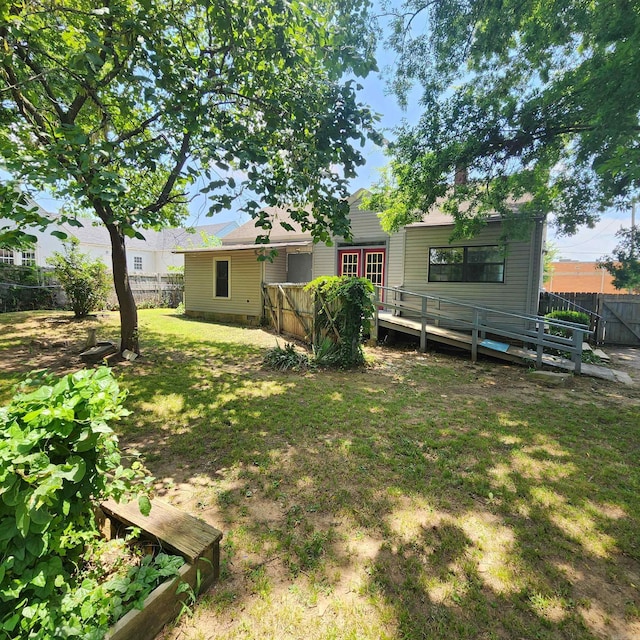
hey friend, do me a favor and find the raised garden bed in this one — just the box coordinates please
[99,498,223,640]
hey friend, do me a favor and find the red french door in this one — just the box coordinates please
[338,248,386,291]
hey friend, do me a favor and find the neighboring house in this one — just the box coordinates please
[547,260,619,294]
[0,202,238,273]
[178,189,546,327]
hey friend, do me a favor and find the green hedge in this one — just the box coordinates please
[0,265,61,312]
[545,310,590,326]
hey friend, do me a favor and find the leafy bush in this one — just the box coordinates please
[47,241,110,317]
[305,276,374,368]
[545,310,590,338]
[263,342,310,371]
[0,367,165,639]
[545,310,590,326]
[0,264,61,312]
[311,336,342,367]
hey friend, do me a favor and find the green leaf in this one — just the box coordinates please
[1,612,21,631]
[138,494,152,517]
[15,501,30,536]
[58,456,87,482]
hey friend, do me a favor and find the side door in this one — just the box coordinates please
[338,247,386,299]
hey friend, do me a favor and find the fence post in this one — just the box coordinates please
[420,296,427,352]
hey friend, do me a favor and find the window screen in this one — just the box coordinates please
[429,246,504,283]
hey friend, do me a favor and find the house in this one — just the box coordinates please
[0,200,239,274]
[178,190,546,328]
[547,260,618,294]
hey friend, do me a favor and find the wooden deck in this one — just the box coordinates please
[376,312,632,383]
[378,313,526,364]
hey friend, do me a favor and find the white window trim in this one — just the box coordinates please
[133,256,143,271]
[213,257,231,299]
[21,250,36,266]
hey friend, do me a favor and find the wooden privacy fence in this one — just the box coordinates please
[262,283,345,345]
[539,291,640,346]
[107,273,184,308]
[262,283,315,342]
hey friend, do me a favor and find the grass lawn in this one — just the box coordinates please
[1,309,639,639]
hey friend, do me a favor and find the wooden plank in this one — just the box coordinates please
[601,301,640,342]
[279,284,312,339]
[101,499,222,564]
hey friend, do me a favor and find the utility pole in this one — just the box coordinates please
[632,199,636,259]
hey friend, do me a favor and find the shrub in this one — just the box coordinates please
[545,310,590,338]
[0,367,159,639]
[305,276,374,368]
[311,336,341,367]
[47,241,110,317]
[0,264,60,312]
[263,342,310,371]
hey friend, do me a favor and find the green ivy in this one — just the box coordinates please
[305,276,374,368]
[0,367,168,639]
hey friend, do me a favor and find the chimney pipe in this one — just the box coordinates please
[454,165,468,185]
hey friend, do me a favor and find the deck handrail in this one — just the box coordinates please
[374,285,591,373]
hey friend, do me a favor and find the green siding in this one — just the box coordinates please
[402,221,544,319]
[184,251,263,318]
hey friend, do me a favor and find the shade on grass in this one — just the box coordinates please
[1,309,639,640]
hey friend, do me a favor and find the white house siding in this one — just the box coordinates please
[401,221,543,331]
[184,250,264,325]
[0,214,236,274]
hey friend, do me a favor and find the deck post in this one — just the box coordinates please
[480,310,487,340]
[572,329,582,374]
[420,297,427,352]
[372,287,379,342]
[471,309,479,363]
[536,320,545,368]
[393,287,401,317]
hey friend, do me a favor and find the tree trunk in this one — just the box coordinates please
[107,223,139,354]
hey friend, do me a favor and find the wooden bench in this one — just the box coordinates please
[100,498,223,640]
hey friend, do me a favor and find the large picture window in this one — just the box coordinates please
[429,246,505,283]
[214,259,230,298]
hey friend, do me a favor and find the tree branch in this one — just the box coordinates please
[142,132,192,214]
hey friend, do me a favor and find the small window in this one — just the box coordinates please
[214,259,230,298]
[429,245,504,283]
[21,250,36,266]
[133,256,143,271]
[0,249,14,264]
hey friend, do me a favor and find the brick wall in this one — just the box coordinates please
[546,262,620,293]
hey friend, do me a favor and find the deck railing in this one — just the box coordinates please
[374,285,592,374]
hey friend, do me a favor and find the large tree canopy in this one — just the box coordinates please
[368,0,640,240]
[0,0,379,352]
[598,225,640,293]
